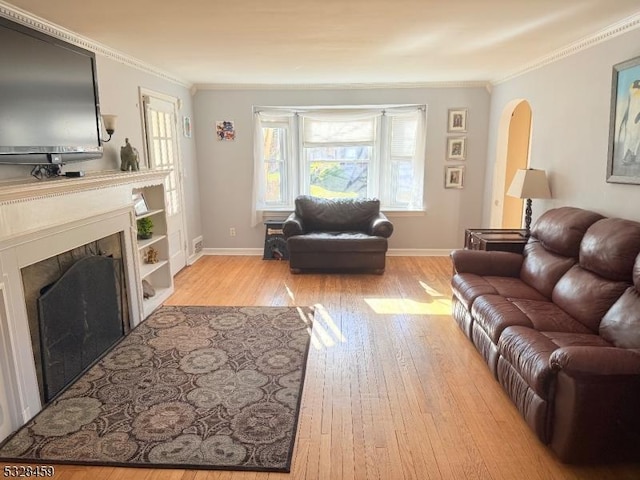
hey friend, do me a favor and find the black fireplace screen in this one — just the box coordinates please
[37,255,124,402]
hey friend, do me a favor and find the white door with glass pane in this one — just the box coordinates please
[141,92,187,276]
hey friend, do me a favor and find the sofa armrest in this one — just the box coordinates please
[369,212,393,238]
[450,249,523,277]
[283,213,305,238]
[550,346,640,376]
[548,346,640,462]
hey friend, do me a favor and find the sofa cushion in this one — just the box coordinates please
[541,331,612,348]
[520,241,576,298]
[451,273,546,311]
[472,295,533,342]
[509,299,591,334]
[294,196,380,232]
[287,232,387,253]
[472,296,591,343]
[530,207,604,257]
[600,287,640,348]
[579,218,640,281]
[552,265,630,332]
[483,276,548,301]
[451,273,500,310]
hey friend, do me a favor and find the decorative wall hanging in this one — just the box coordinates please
[445,165,465,189]
[447,136,467,160]
[607,55,640,184]
[447,108,468,133]
[216,120,236,141]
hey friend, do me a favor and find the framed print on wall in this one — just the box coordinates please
[216,120,236,141]
[448,108,468,133]
[445,165,465,189]
[447,136,466,160]
[607,55,640,184]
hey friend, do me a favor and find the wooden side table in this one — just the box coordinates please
[263,220,289,260]
[465,228,528,254]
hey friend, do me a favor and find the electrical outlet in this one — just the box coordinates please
[229,227,236,237]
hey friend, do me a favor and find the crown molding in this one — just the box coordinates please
[192,80,490,92]
[492,12,640,85]
[0,1,191,88]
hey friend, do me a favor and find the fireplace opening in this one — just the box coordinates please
[20,233,130,404]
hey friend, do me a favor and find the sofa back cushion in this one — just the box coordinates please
[552,266,629,332]
[295,196,380,232]
[595,221,640,348]
[529,207,604,257]
[520,241,576,299]
[600,285,640,348]
[580,218,640,281]
[551,217,640,333]
[520,207,603,298]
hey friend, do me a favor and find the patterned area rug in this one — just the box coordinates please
[0,306,313,472]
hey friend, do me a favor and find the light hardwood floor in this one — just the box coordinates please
[3,255,640,479]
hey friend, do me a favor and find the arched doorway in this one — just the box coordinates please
[490,99,532,228]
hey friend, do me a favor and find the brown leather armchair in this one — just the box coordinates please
[450,206,640,463]
[283,196,393,273]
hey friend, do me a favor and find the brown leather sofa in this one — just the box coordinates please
[283,196,393,273]
[450,206,640,463]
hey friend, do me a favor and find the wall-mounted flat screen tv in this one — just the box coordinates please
[0,16,103,165]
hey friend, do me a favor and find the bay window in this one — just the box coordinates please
[252,105,426,223]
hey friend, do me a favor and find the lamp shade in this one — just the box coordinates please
[102,114,117,133]
[507,168,551,199]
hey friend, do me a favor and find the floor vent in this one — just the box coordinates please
[193,236,203,254]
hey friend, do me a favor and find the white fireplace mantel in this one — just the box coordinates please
[0,169,169,241]
[0,169,168,443]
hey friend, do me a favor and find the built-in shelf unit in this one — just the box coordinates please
[133,183,173,319]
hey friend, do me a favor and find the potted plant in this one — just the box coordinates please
[137,217,153,240]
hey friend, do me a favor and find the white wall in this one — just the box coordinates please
[96,56,203,253]
[484,27,640,226]
[194,86,490,250]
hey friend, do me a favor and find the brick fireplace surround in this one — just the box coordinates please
[0,169,167,443]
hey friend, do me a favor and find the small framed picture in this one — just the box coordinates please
[445,165,465,189]
[448,108,468,133]
[132,192,149,216]
[216,120,236,141]
[447,136,466,160]
[183,116,192,138]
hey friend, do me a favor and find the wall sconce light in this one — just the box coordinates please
[507,168,552,236]
[101,114,117,143]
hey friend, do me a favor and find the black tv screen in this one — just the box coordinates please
[0,16,103,165]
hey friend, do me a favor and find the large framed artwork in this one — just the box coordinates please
[607,55,640,184]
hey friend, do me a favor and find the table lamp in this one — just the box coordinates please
[507,168,551,235]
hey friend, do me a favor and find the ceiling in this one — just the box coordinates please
[4,0,640,86]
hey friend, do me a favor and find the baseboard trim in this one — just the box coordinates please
[187,252,204,265]
[202,248,264,256]
[387,248,453,256]
[201,248,452,257]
